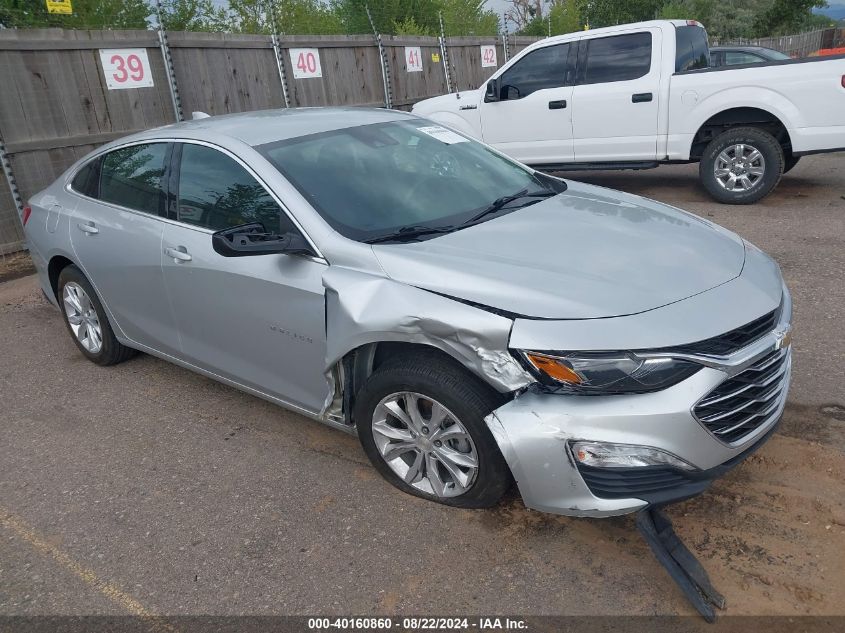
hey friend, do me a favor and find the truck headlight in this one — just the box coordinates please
[520,350,700,394]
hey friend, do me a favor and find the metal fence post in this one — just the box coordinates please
[438,12,453,94]
[271,34,292,109]
[269,1,292,108]
[0,133,25,254]
[156,0,183,122]
[366,5,392,109]
[502,18,510,61]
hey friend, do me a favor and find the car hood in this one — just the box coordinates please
[371,182,746,320]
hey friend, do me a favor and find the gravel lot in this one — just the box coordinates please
[1,154,844,620]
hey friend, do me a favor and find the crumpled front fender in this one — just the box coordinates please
[321,267,534,407]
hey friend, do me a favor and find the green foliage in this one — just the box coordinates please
[0,0,835,38]
[753,0,828,36]
[439,0,499,36]
[0,0,151,29]
[659,0,829,40]
[576,0,663,27]
[159,0,229,31]
[549,0,580,34]
[393,15,432,35]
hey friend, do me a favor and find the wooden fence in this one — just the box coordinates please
[715,27,845,58]
[0,28,542,255]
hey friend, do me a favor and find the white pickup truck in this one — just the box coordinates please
[412,20,845,204]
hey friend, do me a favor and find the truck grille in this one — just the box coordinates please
[693,347,790,445]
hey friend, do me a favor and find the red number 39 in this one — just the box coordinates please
[110,54,144,83]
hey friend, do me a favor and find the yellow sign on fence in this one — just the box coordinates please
[46,0,72,15]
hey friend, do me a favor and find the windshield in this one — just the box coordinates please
[256,119,554,242]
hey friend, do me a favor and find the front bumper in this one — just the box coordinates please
[486,333,792,517]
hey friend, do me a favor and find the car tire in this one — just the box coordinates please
[699,126,784,204]
[783,155,801,174]
[354,350,511,509]
[57,265,137,366]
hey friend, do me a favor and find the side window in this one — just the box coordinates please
[99,143,168,215]
[724,51,766,65]
[70,158,101,198]
[675,25,710,72]
[497,43,570,100]
[581,32,652,84]
[176,143,294,235]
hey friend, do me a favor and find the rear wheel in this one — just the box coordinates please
[699,127,784,204]
[355,351,511,508]
[57,265,136,366]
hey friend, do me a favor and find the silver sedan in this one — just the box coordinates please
[23,108,792,516]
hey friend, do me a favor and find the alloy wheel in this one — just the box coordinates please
[714,143,766,192]
[371,391,479,498]
[62,282,103,354]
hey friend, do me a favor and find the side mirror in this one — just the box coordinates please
[484,79,500,103]
[212,222,314,258]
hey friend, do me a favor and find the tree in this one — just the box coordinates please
[158,0,229,31]
[576,0,663,27]
[0,0,151,29]
[753,0,828,36]
[511,0,579,35]
[660,0,767,41]
[440,0,498,36]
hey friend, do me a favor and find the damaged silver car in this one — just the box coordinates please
[24,108,792,517]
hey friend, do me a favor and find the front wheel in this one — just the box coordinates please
[354,351,511,509]
[699,127,784,204]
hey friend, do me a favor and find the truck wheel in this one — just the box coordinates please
[699,127,784,204]
[783,155,801,174]
[354,350,511,509]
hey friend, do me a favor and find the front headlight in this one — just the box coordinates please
[520,350,700,395]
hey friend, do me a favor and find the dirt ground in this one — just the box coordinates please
[1,154,844,621]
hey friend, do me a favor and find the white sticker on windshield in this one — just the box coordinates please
[417,126,468,145]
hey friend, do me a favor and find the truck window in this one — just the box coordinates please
[581,32,652,84]
[497,43,571,100]
[675,25,710,72]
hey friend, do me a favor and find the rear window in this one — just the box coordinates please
[99,143,168,215]
[675,25,710,72]
[70,159,100,198]
[582,32,652,84]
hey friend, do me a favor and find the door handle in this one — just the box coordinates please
[77,221,99,235]
[165,246,192,263]
[632,92,653,103]
[548,100,567,110]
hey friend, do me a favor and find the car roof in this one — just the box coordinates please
[121,107,415,148]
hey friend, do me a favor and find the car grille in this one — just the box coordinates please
[666,309,779,356]
[693,347,790,445]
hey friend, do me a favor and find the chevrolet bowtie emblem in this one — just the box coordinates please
[775,327,793,350]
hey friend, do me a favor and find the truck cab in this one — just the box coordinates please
[413,20,845,204]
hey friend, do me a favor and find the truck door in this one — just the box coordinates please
[478,41,575,165]
[571,28,662,161]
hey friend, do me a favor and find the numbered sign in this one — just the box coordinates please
[480,45,498,68]
[290,48,322,79]
[405,46,423,72]
[99,49,154,90]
